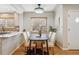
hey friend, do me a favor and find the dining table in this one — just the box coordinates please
[29,33,49,55]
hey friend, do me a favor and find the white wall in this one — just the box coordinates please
[54,5,64,49]
[54,4,79,50]
[14,13,19,26]
[23,12,54,31]
[18,13,24,31]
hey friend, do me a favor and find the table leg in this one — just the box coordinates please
[46,40,49,55]
[29,40,31,50]
[35,41,37,54]
[41,41,43,55]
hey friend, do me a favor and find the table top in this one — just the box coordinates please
[29,34,48,41]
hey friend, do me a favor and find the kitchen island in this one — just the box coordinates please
[0,32,24,55]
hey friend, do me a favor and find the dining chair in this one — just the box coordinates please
[23,32,29,50]
[27,31,30,39]
[23,31,36,53]
[48,32,53,39]
[43,32,56,55]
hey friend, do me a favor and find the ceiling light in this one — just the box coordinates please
[34,4,44,13]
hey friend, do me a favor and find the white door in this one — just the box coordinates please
[68,11,79,49]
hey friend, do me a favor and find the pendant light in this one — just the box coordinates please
[34,4,44,13]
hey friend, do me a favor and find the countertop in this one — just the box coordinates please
[0,32,22,38]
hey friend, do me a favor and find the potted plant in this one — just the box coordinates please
[49,26,57,32]
[52,28,57,32]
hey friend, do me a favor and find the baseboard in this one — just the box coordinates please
[62,48,69,50]
[9,41,24,55]
[56,42,68,50]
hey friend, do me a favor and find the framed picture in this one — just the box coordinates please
[31,17,47,32]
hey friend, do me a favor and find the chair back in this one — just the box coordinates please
[27,31,30,38]
[48,32,53,41]
[49,32,56,43]
[23,31,30,42]
[23,32,28,41]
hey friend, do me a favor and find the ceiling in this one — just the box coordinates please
[0,4,16,12]
[21,4,56,12]
[0,4,57,13]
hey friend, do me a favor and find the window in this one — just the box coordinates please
[0,13,15,27]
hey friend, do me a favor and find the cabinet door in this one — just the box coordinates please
[6,19,15,27]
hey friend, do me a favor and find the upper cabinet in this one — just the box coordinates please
[0,12,19,28]
[0,12,19,31]
[0,13,14,19]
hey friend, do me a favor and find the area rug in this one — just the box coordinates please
[25,48,48,55]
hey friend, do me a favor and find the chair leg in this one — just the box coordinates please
[35,42,37,54]
[24,46,28,55]
[25,46,29,53]
[52,47,54,55]
[41,42,43,55]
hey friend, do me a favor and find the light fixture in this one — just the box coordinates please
[34,4,44,13]
[75,17,79,23]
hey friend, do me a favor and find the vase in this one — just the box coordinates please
[39,30,41,37]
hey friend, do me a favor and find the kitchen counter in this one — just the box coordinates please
[0,32,22,38]
[0,32,24,55]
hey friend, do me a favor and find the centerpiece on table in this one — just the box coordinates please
[38,26,42,37]
[39,30,41,37]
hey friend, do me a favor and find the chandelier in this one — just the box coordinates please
[34,4,44,13]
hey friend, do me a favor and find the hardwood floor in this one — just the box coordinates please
[13,43,79,55]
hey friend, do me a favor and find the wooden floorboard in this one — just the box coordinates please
[13,43,79,55]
